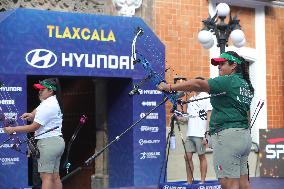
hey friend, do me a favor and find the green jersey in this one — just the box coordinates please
[207,73,254,134]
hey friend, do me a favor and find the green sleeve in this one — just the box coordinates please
[208,75,229,94]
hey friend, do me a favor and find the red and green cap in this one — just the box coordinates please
[211,52,242,66]
[33,80,57,91]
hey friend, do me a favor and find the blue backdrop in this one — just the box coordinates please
[0,8,166,188]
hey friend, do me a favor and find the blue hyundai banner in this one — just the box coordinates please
[0,75,28,188]
[132,82,166,185]
[0,8,165,188]
[0,8,164,78]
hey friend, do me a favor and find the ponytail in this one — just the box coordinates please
[238,57,254,94]
[54,78,63,112]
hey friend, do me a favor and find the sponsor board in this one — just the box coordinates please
[259,129,284,177]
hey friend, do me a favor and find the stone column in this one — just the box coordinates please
[91,79,109,189]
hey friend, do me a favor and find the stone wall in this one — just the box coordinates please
[0,0,154,28]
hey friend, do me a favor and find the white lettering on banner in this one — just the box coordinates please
[4,112,17,118]
[140,113,158,120]
[163,185,187,189]
[0,144,13,148]
[198,185,222,189]
[266,144,284,159]
[141,101,157,106]
[0,100,15,105]
[0,87,22,92]
[140,151,161,160]
[140,126,159,132]
[26,49,134,70]
[139,139,160,146]
[138,89,162,95]
[61,53,134,69]
[163,185,221,189]
[0,157,20,165]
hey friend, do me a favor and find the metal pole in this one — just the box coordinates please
[217,17,227,54]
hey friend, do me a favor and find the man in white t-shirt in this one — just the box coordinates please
[177,77,212,184]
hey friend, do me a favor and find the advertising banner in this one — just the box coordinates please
[0,74,28,188]
[132,81,166,185]
[0,8,164,78]
[259,128,284,177]
[0,8,165,188]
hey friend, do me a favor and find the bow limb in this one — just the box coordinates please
[131,27,143,64]
[63,115,87,173]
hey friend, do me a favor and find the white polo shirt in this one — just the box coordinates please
[34,95,63,139]
[186,92,212,137]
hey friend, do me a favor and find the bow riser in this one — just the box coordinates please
[134,52,180,106]
[131,27,181,107]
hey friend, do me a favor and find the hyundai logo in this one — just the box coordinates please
[26,49,57,68]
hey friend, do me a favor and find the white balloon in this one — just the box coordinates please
[202,39,214,49]
[234,38,246,48]
[216,3,230,17]
[198,30,213,44]
[230,29,245,44]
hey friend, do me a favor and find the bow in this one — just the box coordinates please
[131,27,181,108]
[0,87,30,156]
[63,115,87,173]
[0,82,41,158]
[0,114,23,154]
